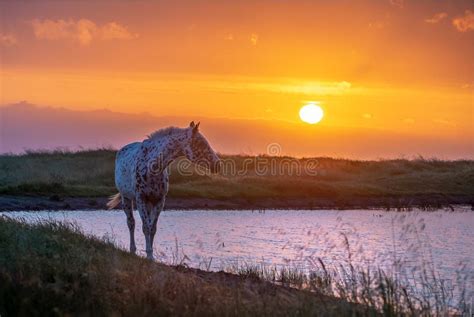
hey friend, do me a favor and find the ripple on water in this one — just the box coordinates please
[1,208,473,289]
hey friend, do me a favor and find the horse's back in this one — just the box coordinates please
[115,142,141,199]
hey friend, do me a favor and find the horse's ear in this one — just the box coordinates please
[192,121,200,134]
[189,121,195,128]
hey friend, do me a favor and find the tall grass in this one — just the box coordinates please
[148,229,472,316]
[102,210,472,316]
[154,212,471,316]
[1,213,471,316]
[0,216,361,316]
[224,233,471,316]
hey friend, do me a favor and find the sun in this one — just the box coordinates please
[299,103,324,124]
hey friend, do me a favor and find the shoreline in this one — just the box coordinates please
[0,216,365,316]
[1,194,472,212]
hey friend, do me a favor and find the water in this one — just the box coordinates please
[2,208,473,296]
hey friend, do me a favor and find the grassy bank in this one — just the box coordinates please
[0,149,473,209]
[0,216,361,316]
[0,216,469,316]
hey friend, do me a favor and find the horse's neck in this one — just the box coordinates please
[143,135,186,169]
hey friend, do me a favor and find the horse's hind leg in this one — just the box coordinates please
[122,197,136,254]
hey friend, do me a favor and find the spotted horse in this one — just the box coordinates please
[107,122,220,260]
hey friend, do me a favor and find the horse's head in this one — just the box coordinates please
[184,121,221,173]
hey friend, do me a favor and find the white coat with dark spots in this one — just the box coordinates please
[107,122,220,259]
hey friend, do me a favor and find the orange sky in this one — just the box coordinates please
[0,0,473,158]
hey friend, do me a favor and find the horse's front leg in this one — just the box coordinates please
[147,200,164,260]
[137,198,163,260]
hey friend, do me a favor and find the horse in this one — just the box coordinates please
[107,121,220,260]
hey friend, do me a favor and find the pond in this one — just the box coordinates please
[2,208,473,302]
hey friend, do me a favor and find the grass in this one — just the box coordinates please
[0,149,473,208]
[227,253,470,316]
[0,216,362,316]
[0,216,470,316]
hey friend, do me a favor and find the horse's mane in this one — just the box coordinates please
[147,126,187,140]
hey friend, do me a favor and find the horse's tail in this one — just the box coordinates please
[107,192,121,210]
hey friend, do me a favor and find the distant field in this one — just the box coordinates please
[0,149,473,209]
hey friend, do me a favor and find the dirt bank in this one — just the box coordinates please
[0,194,472,211]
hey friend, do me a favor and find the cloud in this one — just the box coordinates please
[452,10,474,32]
[0,33,18,47]
[433,118,456,127]
[250,33,258,46]
[210,79,353,96]
[31,19,137,45]
[101,22,137,40]
[425,12,447,24]
[389,0,404,8]
[461,82,474,89]
[368,21,386,29]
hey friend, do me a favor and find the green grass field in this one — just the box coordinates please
[0,149,473,208]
